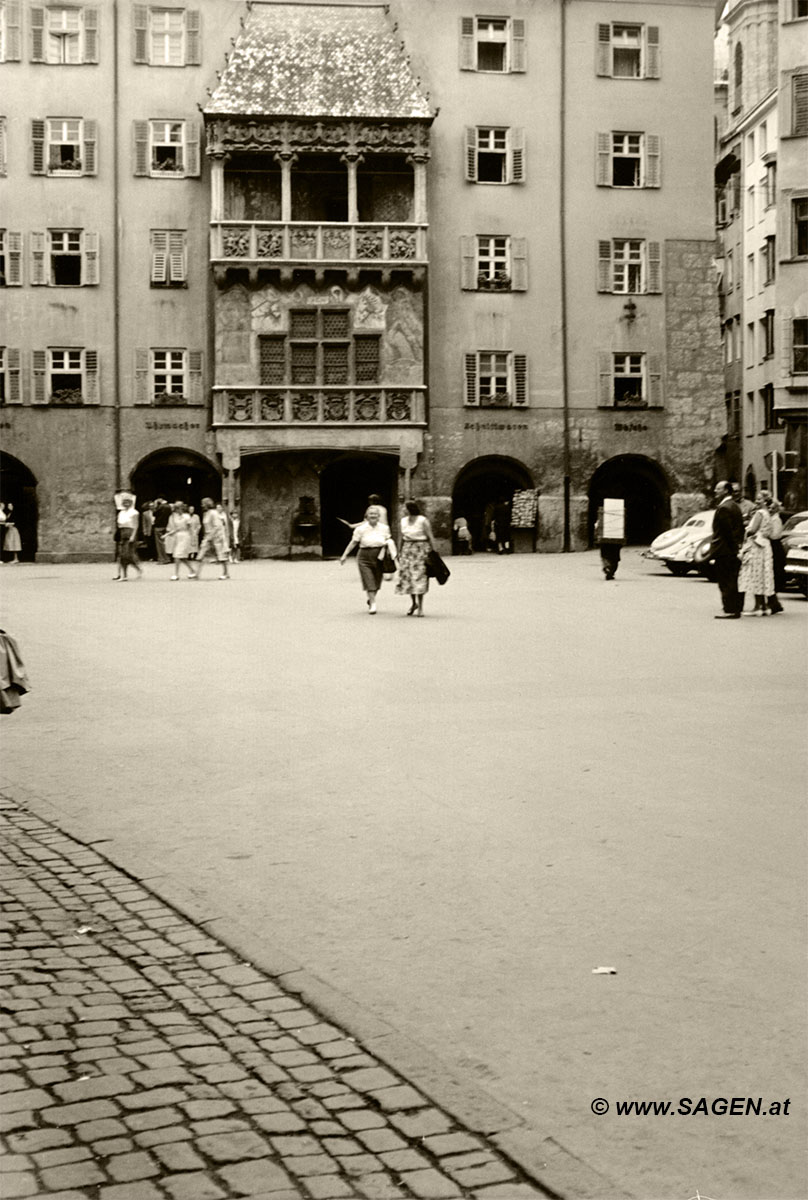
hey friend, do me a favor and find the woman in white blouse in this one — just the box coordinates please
[339,505,391,614]
[396,500,436,617]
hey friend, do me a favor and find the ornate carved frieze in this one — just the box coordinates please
[207,118,431,160]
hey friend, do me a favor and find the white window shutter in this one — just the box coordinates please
[509,128,525,183]
[597,240,612,292]
[780,317,793,378]
[513,354,528,405]
[83,120,98,175]
[133,121,150,176]
[645,26,660,79]
[596,24,611,77]
[134,349,150,404]
[169,230,187,283]
[133,5,149,62]
[511,19,526,72]
[6,350,22,404]
[82,232,100,285]
[31,119,46,175]
[459,16,475,69]
[84,350,100,403]
[648,354,663,406]
[83,7,99,62]
[596,133,611,186]
[511,238,528,291]
[185,123,201,177]
[6,232,23,285]
[460,236,476,290]
[188,351,203,403]
[0,119,5,176]
[30,232,47,285]
[151,230,168,283]
[30,6,45,62]
[186,10,201,65]
[464,128,477,182]
[464,353,479,405]
[598,352,613,406]
[5,1,22,60]
[32,350,48,404]
[647,241,662,293]
[645,135,661,188]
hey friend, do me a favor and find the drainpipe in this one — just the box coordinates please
[112,0,122,488]
[559,0,571,551]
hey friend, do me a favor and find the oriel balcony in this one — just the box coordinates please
[210,220,427,276]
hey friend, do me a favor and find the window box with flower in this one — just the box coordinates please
[477,270,511,291]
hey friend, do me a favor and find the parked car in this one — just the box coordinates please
[783,514,808,596]
[648,511,715,575]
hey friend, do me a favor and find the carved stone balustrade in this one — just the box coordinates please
[213,387,426,426]
[211,221,427,280]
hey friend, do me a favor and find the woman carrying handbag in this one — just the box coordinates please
[396,500,437,617]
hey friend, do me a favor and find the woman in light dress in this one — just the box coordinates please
[738,493,775,615]
[165,502,197,579]
[339,505,391,614]
[2,503,22,563]
[115,497,143,581]
[396,500,437,617]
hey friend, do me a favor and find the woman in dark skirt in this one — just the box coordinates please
[339,505,391,614]
[396,500,437,617]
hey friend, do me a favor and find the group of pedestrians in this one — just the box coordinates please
[339,496,439,616]
[712,481,785,618]
[113,496,234,581]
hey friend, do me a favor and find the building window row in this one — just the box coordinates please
[0,5,201,65]
[1,228,187,286]
[0,347,204,406]
[8,117,201,177]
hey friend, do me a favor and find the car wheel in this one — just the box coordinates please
[666,562,691,576]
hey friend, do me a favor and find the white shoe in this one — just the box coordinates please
[170,575,179,581]
[368,603,377,614]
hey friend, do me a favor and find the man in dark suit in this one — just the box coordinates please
[711,480,745,618]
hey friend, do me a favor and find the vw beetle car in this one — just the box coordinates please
[783,514,808,595]
[648,511,715,575]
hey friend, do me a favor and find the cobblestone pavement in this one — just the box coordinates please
[0,796,549,1200]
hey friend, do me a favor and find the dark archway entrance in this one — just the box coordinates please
[130,448,221,514]
[320,453,398,557]
[452,456,533,552]
[587,454,670,545]
[0,452,38,561]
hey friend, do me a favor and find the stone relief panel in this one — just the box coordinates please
[215,286,253,385]
[354,288,387,331]
[381,286,423,385]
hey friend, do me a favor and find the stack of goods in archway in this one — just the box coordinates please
[511,489,539,528]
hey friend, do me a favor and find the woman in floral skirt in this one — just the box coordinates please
[738,494,775,615]
[396,500,437,617]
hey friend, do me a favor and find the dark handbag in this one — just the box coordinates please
[425,549,450,585]
[379,549,396,574]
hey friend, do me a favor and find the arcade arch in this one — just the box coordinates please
[0,452,38,561]
[451,455,534,552]
[587,454,670,545]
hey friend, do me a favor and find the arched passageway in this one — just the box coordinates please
[587,454,670,545]
[0,452,38,561]
[451,456,533,552]
[130,449,221,514]
[320,453,398,557]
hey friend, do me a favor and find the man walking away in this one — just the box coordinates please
[711,481,744,619]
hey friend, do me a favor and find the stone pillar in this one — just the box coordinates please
[341,152,363,224]
[209,154,226,222]
[275,152,297,223]
[408,153,429,224]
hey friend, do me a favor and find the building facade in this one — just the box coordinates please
[1,0,724,560]
[714,0,808,510]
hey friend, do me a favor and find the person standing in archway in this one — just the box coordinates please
[2,503,22,564]
[711,481,744,619]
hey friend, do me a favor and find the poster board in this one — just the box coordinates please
[602,497,625,541]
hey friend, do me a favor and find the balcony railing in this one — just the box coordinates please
[210,221,428,265]
[213,387,426,426]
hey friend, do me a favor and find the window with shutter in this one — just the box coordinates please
[508,128,525,183]
[30,232,47,285]
[464,127,478,182]
[1,1,22,61]
[151,230,168,283]
[84,350,99,403]
[647,241,662,293]
[151,229,186,285]
[49,348,84,404]
[597,241,612,292]
[83,7,98,62]
[1,232,23,285]
[133,4,148,61]
[83,232,99,285]
[459,16,475,69]
[185,10,201,64]
[133,121,149,176]
[792,73,808,135]
[30,6,45,61]
[647,355,662,407]
[168,230,186,282]
[31,119,46,175]
[0,117,6,175]
[460,236,476,290]
[464,353,479,405]
[511,238,528,291]
[32,350,48,404]
[134,348,150,403]
[188,350,203,402]
[513,355,528,405]
[83,120,98,175]
[5,348,22,404]
[460,17,525,73]
[597,23,658,80]
[476,235,510,289]
[511,19,526,72]
[152,349,186,402]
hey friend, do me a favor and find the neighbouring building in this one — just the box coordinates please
[1,0,725,560]
[714,0,807,510]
